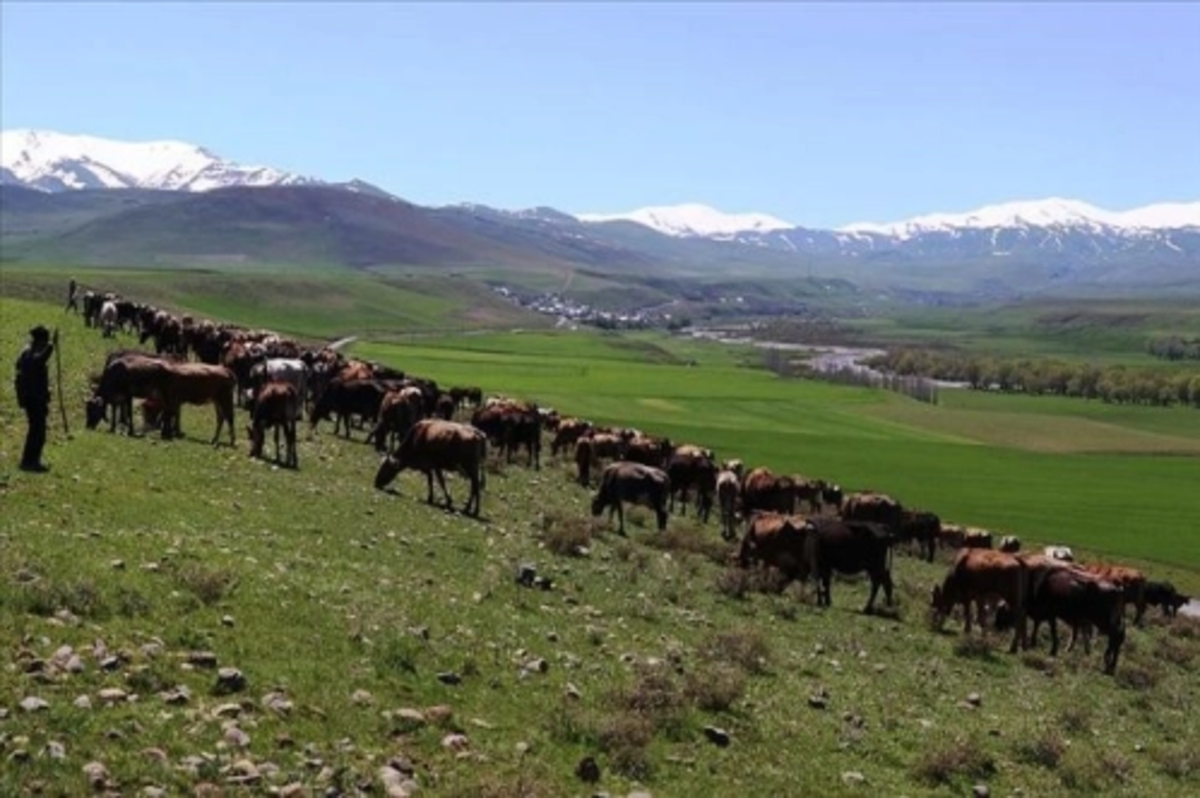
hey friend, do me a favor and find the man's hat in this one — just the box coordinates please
[30,325,50,340]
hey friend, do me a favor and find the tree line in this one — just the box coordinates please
[864,347,1200,409]
[1147,336,1200,362]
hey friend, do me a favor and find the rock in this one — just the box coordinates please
[576,755,601,783]
[807,695,827,710]
[515,563,538,587]
[160,686,191,705]
[703,726,731,747]
[436,672,462,686]
[215,667,247,694]
[213,702,242,718]
[142,748,169,763]
[351,689,374,706]
[972,785,990,797]
[19,696,49,712]
[45,740,67,760]
[842,771,866,787]
[424,705,453,725]
[966,692,982,707]
[523,658,549,675]
[442,733,469,752]
[97,688,128,704]
[262,690,294,715]
[221,615,235,627]
[82,761,110,789]
[565,683,583,700]
[223,726,251,748]
[65,655,85,674]
[111,559,126,570]
[98,655,122,672]
[187,651,219,669]
[395,708,426,728]
[73,694,92,709]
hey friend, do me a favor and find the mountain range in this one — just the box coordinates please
[3,129,1199,301]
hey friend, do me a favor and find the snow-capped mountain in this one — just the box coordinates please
[838,198,1200,239]
[1,129,321,193]
[577,203,794,239]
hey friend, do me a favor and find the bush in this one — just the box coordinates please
[685,665,746,712]
[913,737,997,786]
[698,629,771,675]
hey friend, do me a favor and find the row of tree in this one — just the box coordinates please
[864,347,1200,408]
[1147,336,1200,362]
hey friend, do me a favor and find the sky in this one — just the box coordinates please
[2,2,1198,228]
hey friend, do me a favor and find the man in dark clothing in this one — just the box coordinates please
[14,325,57,472]
[65,278,79,314]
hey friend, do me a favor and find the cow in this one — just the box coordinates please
[666,445,718,521]
[374,419,487,517]
[552,418,593,457]
[841,492,938,562]
[623,435,674,469]
[471,401,542,469]
[1144,581,1191,618]
[591,461,670,535]
[158,363,237,445]
[899,510,942,563]
[434,392,456,421]
[1077,563,1147,626]
[310,379,390,439]
[741,467,798,516]
[735,512,813,585]
[999,535,1022,553]
[1000,557,1126,674]
[932,548,1028,653]
[88,353,174,436]
[805,516,897,614]
[716,468,742,541]
[99,300,119,338]
[575,431,624,486]
[247,358,309,420]
[248,382,299,468]
[792,476,829,515]
[371,386,425,452]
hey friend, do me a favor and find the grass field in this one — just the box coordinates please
[3,294,1200,797]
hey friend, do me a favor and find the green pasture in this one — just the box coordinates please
[3,295,1200,797]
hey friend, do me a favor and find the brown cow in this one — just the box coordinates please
[575,431,623,486]
[372,386,425,452]
[591,461,670,535]
[932,549,1028,653]
[1078,563,1147,625]
[374,419,487,517]
[552,418,593,457]
[159,363,238,445]
[248,382,299,468]
[624,434,674,469]
[666,445,717,521]
[88,353,173,435]
[741,467,798,515]
[735,512,813,585]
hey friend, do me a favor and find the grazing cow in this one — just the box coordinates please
[624,435,674,469]
[842,492,935,560]
[932,549,1028,653]
[374,419,487,517]
[159,363,237,445]
[1144,581,1190,618]
[736,512,813,584]
[741,467,799,516]
[805,516,897,613]
[1003,558,1126,674]
[88,353,174,435]
[999,535,1022,553]
[248,382,299,468]
[792,476,829,515]
[471,401,542,469]
[1078,563,1147,625]
[666,445,718,521]
[898,510,942,563]
[716,468,742,541]
[591,461,671,535]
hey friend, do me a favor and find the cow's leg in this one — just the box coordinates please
[615,502,626,536]
[864,576,880,614]
[434,469,453,509]
[424,471,436,505]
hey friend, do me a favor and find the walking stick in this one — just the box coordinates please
[54,327,70,436]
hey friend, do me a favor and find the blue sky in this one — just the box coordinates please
[2,2,1197,228]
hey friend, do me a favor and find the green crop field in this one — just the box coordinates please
[3,292,1200,797]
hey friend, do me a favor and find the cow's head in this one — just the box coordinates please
[84,394,106,430]
[374,454,403,491]
[929,579,955,624]
[589,493,606,518]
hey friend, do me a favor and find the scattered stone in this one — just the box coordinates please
[807,695,827,710]
[424,705,453,725]
[45,740,67,760]
[966,692,982,707]
[226,758,260,784]
[73,694,92,709]
[523,658,549,675]
[437,672,462,686]
[111,559,126,570]
[187,651,219,669]
[8,749,30,764]
[221,615,235,627]
[160,686,191,705]
[215,667,247,694]
[565,683,583,700]
[442,733,469,752]
[388,756,415,775]
[82,761,110,789]
[98,688,128,704]
[277,784,306,798]
[972,785,990,798]
[223,726,251,748]
[19,696,49,713]
[141,787,167,797]
[395,708,426,728]
[515,563,538,587]
[842,771,866,787]
[142,748,169,764]
[214,702,242,718]
[703,726,731,747]
[262,691,294,715]
[351,689,374,707]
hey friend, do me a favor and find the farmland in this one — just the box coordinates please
[2,287,1200,797]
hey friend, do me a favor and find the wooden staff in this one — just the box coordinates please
[54,327,69,435]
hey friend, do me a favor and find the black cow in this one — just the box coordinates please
[591,461,670,535]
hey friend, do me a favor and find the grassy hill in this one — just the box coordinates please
[3,295,1200,797]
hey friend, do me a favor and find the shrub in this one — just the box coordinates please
[913,737,996,786]
[537,510,592,557]
[1016,729,1068,769]
[684,665,746,712]
[698,629,771,675]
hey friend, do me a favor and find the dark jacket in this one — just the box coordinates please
[15,343,54,410]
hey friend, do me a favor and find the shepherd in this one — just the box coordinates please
[13,325,58,472]
[65,277,79,314]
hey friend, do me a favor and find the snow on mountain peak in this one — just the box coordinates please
[576,202,793,238]
[838,197,1200,238]
[1,128,315,192]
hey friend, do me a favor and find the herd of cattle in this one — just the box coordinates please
[73,288,1194,675]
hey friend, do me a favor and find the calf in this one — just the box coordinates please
[591,461,670,535]
[248,382,299,468]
